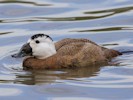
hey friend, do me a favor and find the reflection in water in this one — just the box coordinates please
[0,88,22,96]
[15,64,104,85]
[0,32,12,35]
[31,6,133,21]
[85,6,133,15]
[0,0,51,6]
[74,26,132,32]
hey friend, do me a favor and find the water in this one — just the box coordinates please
[0,0,133,100]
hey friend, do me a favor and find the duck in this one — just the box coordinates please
[12,33,122,70]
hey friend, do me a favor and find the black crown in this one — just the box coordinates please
[31,33,53,41]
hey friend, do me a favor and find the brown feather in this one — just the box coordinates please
[23,38,121,69]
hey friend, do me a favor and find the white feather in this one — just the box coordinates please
[28,35,57,59]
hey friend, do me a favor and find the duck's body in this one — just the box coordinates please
[21,38,121,69]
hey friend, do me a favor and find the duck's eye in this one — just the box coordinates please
[35,40,40,44]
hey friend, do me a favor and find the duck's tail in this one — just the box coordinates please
[101,47,122,59]
[106,49,122,59]
[103,46,133,59]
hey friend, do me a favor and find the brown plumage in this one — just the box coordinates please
[23,38,122,69]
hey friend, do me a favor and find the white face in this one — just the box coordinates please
[27,35,57,59]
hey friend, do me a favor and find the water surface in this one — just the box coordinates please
[0,0,133,100]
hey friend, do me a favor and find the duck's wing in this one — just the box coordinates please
[55,38,122,58]
[56,42,86,56]
[55,39,108,65]
[55,38,98,51]
[55,38,101,57]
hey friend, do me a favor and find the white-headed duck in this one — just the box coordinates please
[12,33,122,69]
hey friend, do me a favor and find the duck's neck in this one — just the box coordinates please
[37,50,57,59]
[36,44,57,59]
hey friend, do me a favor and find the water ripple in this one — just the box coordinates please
[0,0,133,99]
[0,1,51,6]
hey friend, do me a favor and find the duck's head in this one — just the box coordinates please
[12,34,57,59]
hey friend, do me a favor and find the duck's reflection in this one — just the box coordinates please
[15,63,107,85]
